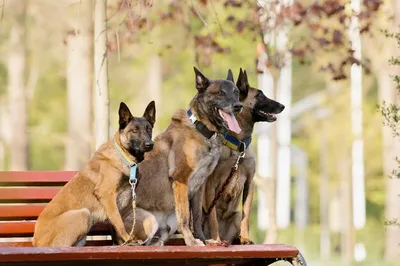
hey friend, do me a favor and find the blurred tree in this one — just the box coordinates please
[7,0,29,170]
[94,0,110,149]
[379,8,400,259]
[65,0,94,170]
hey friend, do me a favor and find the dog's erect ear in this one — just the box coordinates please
[227,69,234,83]
[143,100,156,127]
[236,68,249,99]
[193,66,210,93]
[119,102,133,130]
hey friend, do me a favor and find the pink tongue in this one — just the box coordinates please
[218,109,241,134]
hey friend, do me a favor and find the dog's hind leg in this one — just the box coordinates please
[220,211,241,244]
[49,208,91,247]
[122,207,159,245]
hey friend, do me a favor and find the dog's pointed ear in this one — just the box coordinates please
[143,100,156,127]
[236,68,249,99]
[227,69,234,83]
[193,66,210,93]
[119,102,133,130]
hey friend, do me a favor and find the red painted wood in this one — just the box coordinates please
[0,188,61,201]
[0,221,111,236]
[0,240,113,247]
[0,171,303,265]
[0,205,45,219]
[0,172,76,184]
[0,245,299,262]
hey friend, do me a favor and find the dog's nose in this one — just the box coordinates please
[233,103,243,113]
[278,104,285,113]
[144,141,154,150]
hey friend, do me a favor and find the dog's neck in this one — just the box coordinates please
[188,101,219,134]
[113,133,142,164]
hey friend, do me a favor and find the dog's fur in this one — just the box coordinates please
[118,67,242,246]
[194,69,284,245]
[32,101,156,247]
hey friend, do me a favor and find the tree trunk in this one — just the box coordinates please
[94,0,110,149]
[146,54,162,135]
[383,0,400,259]
[264,72,279,244]
[339,158,355,264]
[320,122,331,258]
[65,0,93,170]
[7,0,28,170]
[379,71,400,260]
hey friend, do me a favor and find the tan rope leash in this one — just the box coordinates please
[121,179,139,246]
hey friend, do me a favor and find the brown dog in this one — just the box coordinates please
[32,101,156,247]
[118,67,243,246]
[194,69,284,245]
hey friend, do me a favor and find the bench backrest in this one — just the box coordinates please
[0,171,113,247]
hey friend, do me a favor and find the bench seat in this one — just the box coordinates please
[0,171,306,266]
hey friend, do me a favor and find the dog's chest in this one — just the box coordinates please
[116,179,132,210]
[188,139,220,197]
[220,168,246,202]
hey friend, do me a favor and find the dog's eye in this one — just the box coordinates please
[234,90,239,95]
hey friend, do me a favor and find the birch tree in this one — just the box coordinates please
[381,0,400,258]
[65,0,94,170]
[94,0,110,149]
[7,0,29,170]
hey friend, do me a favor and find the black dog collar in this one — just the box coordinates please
[187,109,216,139]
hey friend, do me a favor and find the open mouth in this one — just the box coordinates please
[217,108,241,133]
[257,110,277,121]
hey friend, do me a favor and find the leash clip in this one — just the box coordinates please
[130,179,137,200]
[129,164,138,201]
[234,151,245,170]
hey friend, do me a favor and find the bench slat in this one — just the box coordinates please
[0,240,113,247]
[0,188,60,201]
[0,172,76,184]
[0,222,111,237]
[0,205,45,219]
[0,245,299,261]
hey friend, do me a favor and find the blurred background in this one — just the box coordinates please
[0,0,399,265]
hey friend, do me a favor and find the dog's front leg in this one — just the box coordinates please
[207,205,222,244]
[191,187,205,242]
[97,187,131,243]
[172,180,204,246]
[102,194,131,242]
[239,174,255,245]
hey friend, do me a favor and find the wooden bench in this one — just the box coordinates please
[0,171,307,266]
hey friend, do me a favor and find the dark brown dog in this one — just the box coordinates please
[194,69,284,245]
[32,101,156,247]
[119,67,243,246]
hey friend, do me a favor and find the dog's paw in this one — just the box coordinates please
[184,237,205,246]
[240,237,254,245]
[195,238,205,246]
[205,239,229,247]
[205,239,221,246]
[122,239,144,246]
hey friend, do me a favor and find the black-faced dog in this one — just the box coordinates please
[33,101,156,247]
[194,68,284,245]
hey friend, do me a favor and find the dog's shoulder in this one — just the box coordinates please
[170,109,193,127]
[81,140,125,179]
